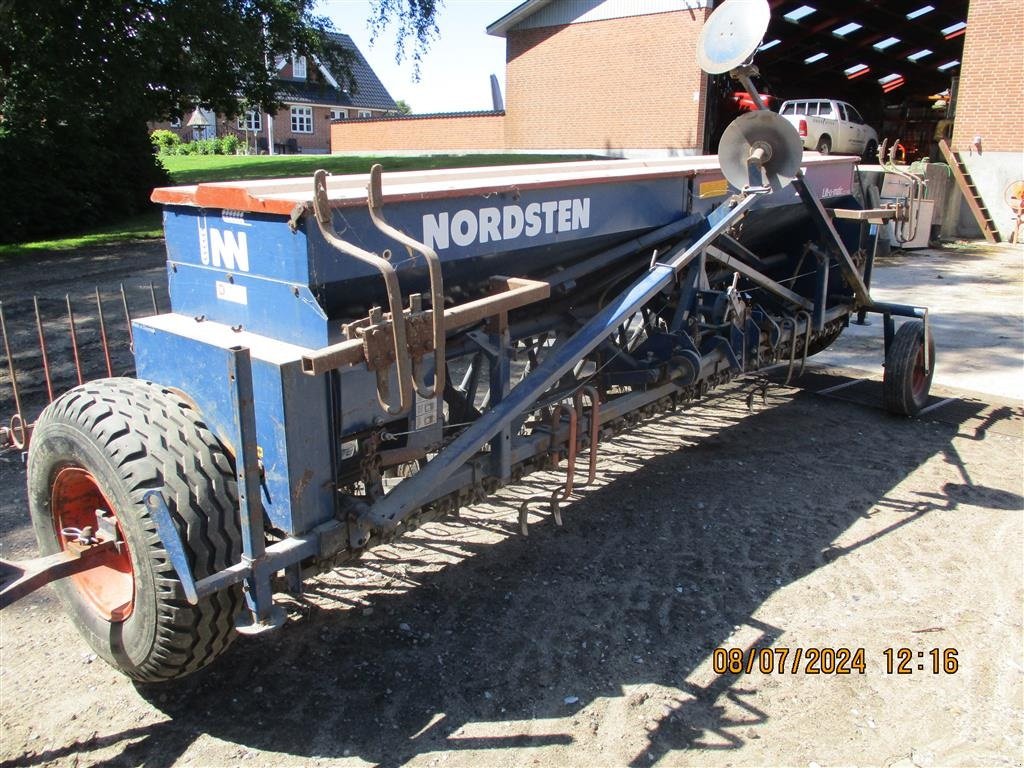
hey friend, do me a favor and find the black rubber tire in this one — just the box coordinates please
[27,378,242,682]
[883,320,935,417]
[816,135,832,155]
[864,140,878,164]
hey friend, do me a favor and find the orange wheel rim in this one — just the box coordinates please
[51,467,134,621]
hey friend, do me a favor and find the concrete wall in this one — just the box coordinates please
[946,0,1024,240]
[330,113,506,153]
[504,9,710,154]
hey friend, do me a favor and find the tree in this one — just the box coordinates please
[0,0,439,243]
[394,99,413,115]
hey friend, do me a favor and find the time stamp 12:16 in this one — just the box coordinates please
[712,647,960,675]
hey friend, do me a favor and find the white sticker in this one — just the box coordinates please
[415,395,437,430]
[215,280,248,305]
[340,440,358,460]
[222,209,251,226]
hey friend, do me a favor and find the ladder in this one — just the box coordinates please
[938,139,1000,243]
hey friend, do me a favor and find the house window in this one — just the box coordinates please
[292,55,307,80]
[169,117,181,128]
[358,110,372,119]
[291,106,313,133]
[330,109,348,120]
[237,110,262,132]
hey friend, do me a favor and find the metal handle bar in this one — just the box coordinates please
[312,169,413,415]
[366,164,447,400]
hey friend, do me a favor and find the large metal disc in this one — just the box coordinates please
[697,0,771,74]
[719,110,804,193]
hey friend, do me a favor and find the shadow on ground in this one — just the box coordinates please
[3,388,1020,768]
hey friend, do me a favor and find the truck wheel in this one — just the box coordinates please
[27,378,242,682]
[883,320,934,416]
[864,140,878,164]
[816,135,832,155]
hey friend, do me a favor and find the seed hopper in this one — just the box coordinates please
[0,0,934,682]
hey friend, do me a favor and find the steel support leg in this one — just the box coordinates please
[228,346,284,633]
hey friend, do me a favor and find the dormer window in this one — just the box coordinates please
[292,55,307,80]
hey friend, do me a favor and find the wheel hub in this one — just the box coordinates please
[51,467,134,621]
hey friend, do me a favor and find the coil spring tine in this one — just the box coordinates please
[95,288,113,378]
[149,281,159,315]
[783,317,798,386]
[574,385,601,486]
[563,406,578,499]
[33,297,54,402]
[796,310,813,378]
[120,283,134,352]
[1,301,25,420]
[65,295,83,386]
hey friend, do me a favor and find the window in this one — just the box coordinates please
[292,55,307,80]
[818,102,834,117]
[169,117,181,128]
[330,108,348,120]
[781,103,795,115]
[290,106,313,133]
[807,102,819,116]
[837,103,848,121]
[358,110,372,119]
[845,105,865,124]
[237,110,262,131]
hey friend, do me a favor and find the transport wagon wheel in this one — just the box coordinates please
[816,135,832,155]
[883,320,934,417]
[27,378,242,682]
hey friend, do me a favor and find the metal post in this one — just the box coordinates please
[227,345,282,631]
[488,311,512,482]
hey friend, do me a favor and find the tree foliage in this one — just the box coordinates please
[0,0,439,243]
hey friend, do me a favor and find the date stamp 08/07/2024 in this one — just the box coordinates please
[712,647,960,676]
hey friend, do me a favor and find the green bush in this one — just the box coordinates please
[150,129,181,155]
[219,134,240,155]
[169,136,240,156]
[0,120,168,244]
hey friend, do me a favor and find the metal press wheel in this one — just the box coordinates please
[882,320,935,417]
[27,378,243,682]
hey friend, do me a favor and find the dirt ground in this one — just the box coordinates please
[0,240,1021,768]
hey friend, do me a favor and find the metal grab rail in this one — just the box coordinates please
[312,169,413,415]
[366,164,447,400]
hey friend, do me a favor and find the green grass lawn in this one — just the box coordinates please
[161,152,588,184]
[1,152,593,256]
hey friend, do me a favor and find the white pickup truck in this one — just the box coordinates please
[778,99,878,160]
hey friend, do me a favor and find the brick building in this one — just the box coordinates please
[331,0,1018,238]
[946,0,1024,239]
[152,32,397,154]
[332,0,713,158]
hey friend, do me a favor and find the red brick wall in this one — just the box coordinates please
[951,0,1024,152]
[281,105,334,152]
[331,113,506,152]
[504,10,710,151]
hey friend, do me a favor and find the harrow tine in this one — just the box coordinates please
[95,288,113,378]
[66,294,83,386]
[120,283,134,352]
[33,296,54,402]
[1,300,25,420]
[149,282,158,315]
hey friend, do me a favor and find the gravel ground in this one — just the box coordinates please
[0,239,1021,768]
